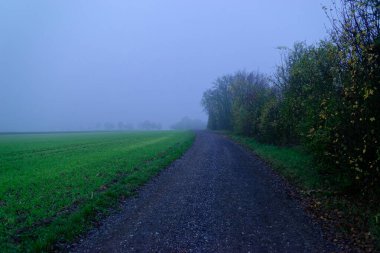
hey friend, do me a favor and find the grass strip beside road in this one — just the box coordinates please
[227,133,379,252]
[228,134,322,190]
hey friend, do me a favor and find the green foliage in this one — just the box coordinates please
[201,0,380,196]
[201,76,234,130]
[200,0,380,247]
[320,0,380,195]
[280,42,341,144]
[230,71,272,136]
[0,131,194,252]
[257,98,283,144]
[201,71,274,136]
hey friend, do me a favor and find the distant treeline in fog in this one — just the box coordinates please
[171,117,206,130]
[88,118,206,131]
[92,121,162,131]
[201,0,379,197]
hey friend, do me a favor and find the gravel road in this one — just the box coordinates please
[70,131,336,253]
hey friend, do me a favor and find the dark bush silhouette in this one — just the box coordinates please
[171,117,206,130]
[202,0,380,196]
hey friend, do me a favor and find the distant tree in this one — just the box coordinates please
[201,75,234,130]
[229,71,271,136]
[95,122,102,130]
[138,120,162,131]
[201,71,272,136]
[104,122,115,131]
[123,123,135,131]
[171,117,206,130]
[117,121,124,130]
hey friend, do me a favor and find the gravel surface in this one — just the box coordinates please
[69,131,337,253]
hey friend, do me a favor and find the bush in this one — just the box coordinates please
[258,98,283,144]
[202,0,380,197]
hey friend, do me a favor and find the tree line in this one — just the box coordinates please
[201,0,379,197]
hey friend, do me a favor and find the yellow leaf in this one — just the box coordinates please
[364,88,374,99]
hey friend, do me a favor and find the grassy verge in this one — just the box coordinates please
[227,133,379,252]
[228,134,322,190]
[0,131,195,252]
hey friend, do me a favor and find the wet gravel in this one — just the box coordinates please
[69,131,337,253]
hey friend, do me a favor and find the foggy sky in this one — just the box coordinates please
[0,0,331,132]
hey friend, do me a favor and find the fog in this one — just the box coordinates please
[0,0,330,132]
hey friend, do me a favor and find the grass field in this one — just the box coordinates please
[0,131,194,252]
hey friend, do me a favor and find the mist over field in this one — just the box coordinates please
[0,0,329,132]
[1,1,379,251]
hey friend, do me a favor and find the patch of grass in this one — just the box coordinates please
[228,134,322,190]
[0,131,195,252]
[227,133,379,251]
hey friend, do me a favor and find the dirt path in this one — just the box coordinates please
[70,131,336,252]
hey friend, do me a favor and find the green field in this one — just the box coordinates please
[0,131,194,252]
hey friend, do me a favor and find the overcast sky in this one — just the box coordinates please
[0,0,331,132]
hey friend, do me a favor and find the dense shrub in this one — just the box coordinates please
[257,97,283,144]
[321,0,380,194]
[201,76,233,130]
[230,72,271,136]
[201,71,273,136]
[202,0,380,196]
